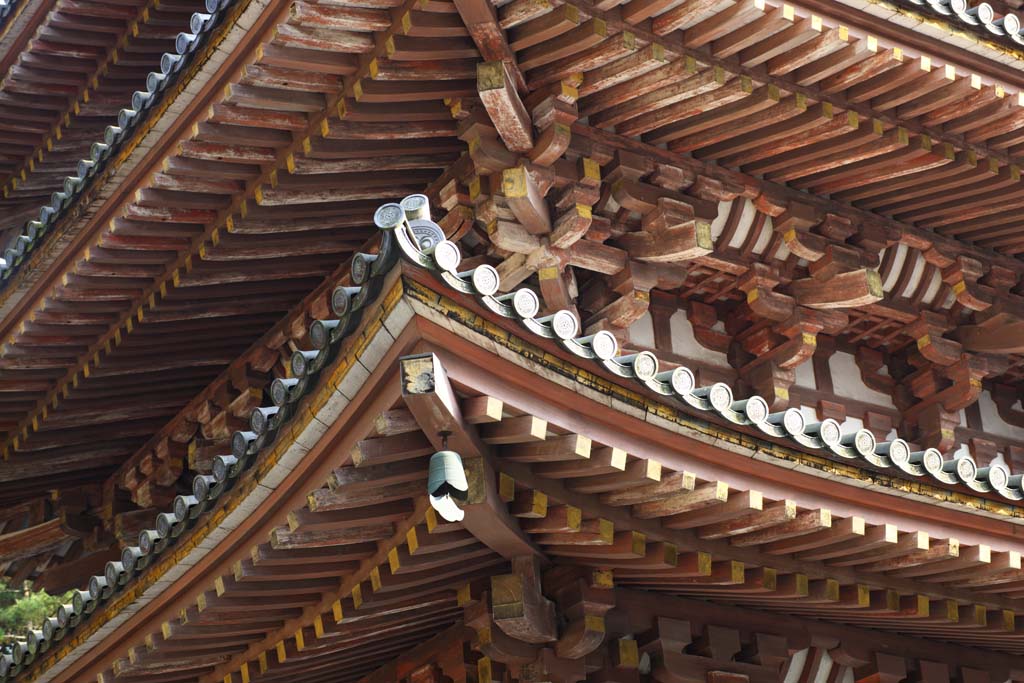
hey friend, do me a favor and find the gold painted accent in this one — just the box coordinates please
[566,505,582,530]
[502,165,528,198]
[351,583,363,608]
[369,565,381,591]
[332,599,343,623]
[617,638,639,668]
[630,531,645,556]
[498,471,516,502]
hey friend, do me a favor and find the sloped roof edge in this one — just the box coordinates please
[382,220,1024,508]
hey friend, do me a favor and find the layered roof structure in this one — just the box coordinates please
[0,1,1023,683]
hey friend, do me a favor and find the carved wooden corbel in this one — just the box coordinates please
[789,268,883,309]
[520,648,587,683]
[954,299,1024,355]
[590,638,641,683]
[538,264,576,314]
[460,109,519,174]
[689,175,744,203]
[547,569,614,660]
[465,594,542,665]
[744,363,796,412]
[502,165,552,235]
[941,255,991,313]
[576,265,646,332]
[913,402,960,452]
[805,243,861,282]
[617,197,713,264]
[774,201,824,261]
[990,383,1024,428]
[735,264,793,323]
[730,264,846,408]
[478,60,533,153]
[642,620,781,683]
[528,81,577,167]
[905,313,962,367]
[688,301,731,354]
[854,346,896,395]
[491,556,558,645]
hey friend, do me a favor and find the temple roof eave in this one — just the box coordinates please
[10,259,1024,683]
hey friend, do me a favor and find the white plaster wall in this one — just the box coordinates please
[669,309,730,367]
[628,311,656,348]
[794,360,816,389]
[977,390,1024,442]
[829,351,895,409]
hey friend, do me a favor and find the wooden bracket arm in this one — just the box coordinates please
[491,556,558,644]
[905,314,962,367]
[400,354,543,560]
[953,300,1024,354]
[789,268,883,309]
[465,594,542,664]
[773,202,823,261]
[990,383,1024,428]
[478,61,533,153]
[736,269,794,323]
[549,572,614,660]
[854,346,895,394]
[941,257,992,312]
[688,301,731,354]
[502,165,552,235]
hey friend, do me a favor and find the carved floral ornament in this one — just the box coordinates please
[380,197,1024,504]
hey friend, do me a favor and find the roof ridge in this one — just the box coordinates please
[382,210,1024,507]
[0,227,400,683]
[898,0,1024,53]
[0,0,233,292]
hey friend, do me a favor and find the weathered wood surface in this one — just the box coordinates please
[9,0,1024,618]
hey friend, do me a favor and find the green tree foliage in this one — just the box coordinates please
[0,580,69,643]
